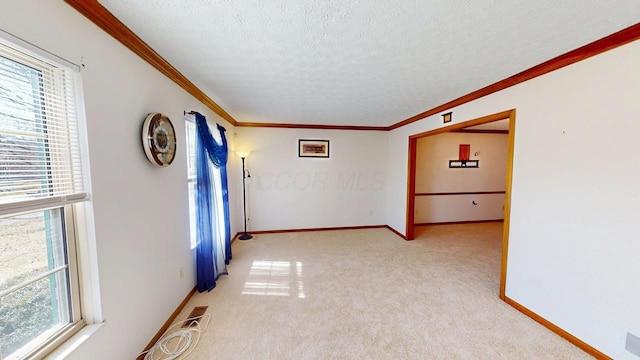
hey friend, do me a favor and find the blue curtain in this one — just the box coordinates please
[194,112,232,292]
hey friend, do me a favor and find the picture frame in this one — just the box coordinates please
[442,112,452,123]
[298,139,330,158]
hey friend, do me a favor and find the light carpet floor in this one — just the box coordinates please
[176,223,592,359]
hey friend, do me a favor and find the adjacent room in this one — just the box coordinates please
[1,1,639,359]
[412,121,510,226]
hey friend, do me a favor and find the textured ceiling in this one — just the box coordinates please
[99,0,640,127]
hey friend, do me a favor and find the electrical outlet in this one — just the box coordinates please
[626,332,640,357]
[178,266,184,280]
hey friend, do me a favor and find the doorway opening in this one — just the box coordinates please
[405,109,516,299]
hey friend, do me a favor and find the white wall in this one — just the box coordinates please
[414,132,508,223]
[5,2,639,358]
[414,194,506,224]
[386,40,640,358]
[235,127,387,231]
[0,2,239,359]
[415,133,508,193]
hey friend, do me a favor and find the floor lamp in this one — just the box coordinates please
[239,157,253,240]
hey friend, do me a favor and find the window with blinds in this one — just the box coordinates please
[0,36,89,359]
[0,41,86,215]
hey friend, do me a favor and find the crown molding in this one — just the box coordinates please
[64,0,238,126]
[390,22,640,130]
[236,122,388,131]
[65,2,639,132]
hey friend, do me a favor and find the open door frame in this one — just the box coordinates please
[405,109,516,299]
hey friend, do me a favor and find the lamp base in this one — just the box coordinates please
[239,233,253,240]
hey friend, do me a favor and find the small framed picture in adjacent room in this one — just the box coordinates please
[442,112,452,124]
[298,139,330,158]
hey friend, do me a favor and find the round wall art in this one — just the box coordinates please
[141,112,176,167]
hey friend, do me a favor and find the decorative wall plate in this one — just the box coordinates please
[142,112,176,167]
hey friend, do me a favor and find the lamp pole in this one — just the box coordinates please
[239,157,252,240]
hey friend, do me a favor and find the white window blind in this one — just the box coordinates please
[0,41,86,216]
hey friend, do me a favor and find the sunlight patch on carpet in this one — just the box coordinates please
[242,260,305,298]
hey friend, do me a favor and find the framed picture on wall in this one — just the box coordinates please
[298,139,330,158]
[442,112,452,123]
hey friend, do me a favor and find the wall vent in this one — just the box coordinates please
[626,332,640,358]
[182,306,208,328]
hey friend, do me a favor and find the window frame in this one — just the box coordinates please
[185,118,226,250]
[0,30,96,360]
[186,119,197,248]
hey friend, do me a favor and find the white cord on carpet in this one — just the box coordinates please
[141,313,210,360]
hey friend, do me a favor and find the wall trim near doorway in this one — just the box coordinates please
[237,225,407,240]
[504,297,612,360]
[414,219,503,226]
[244,225,387,235]
[384,225,408,240]
[415,191,506,196]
